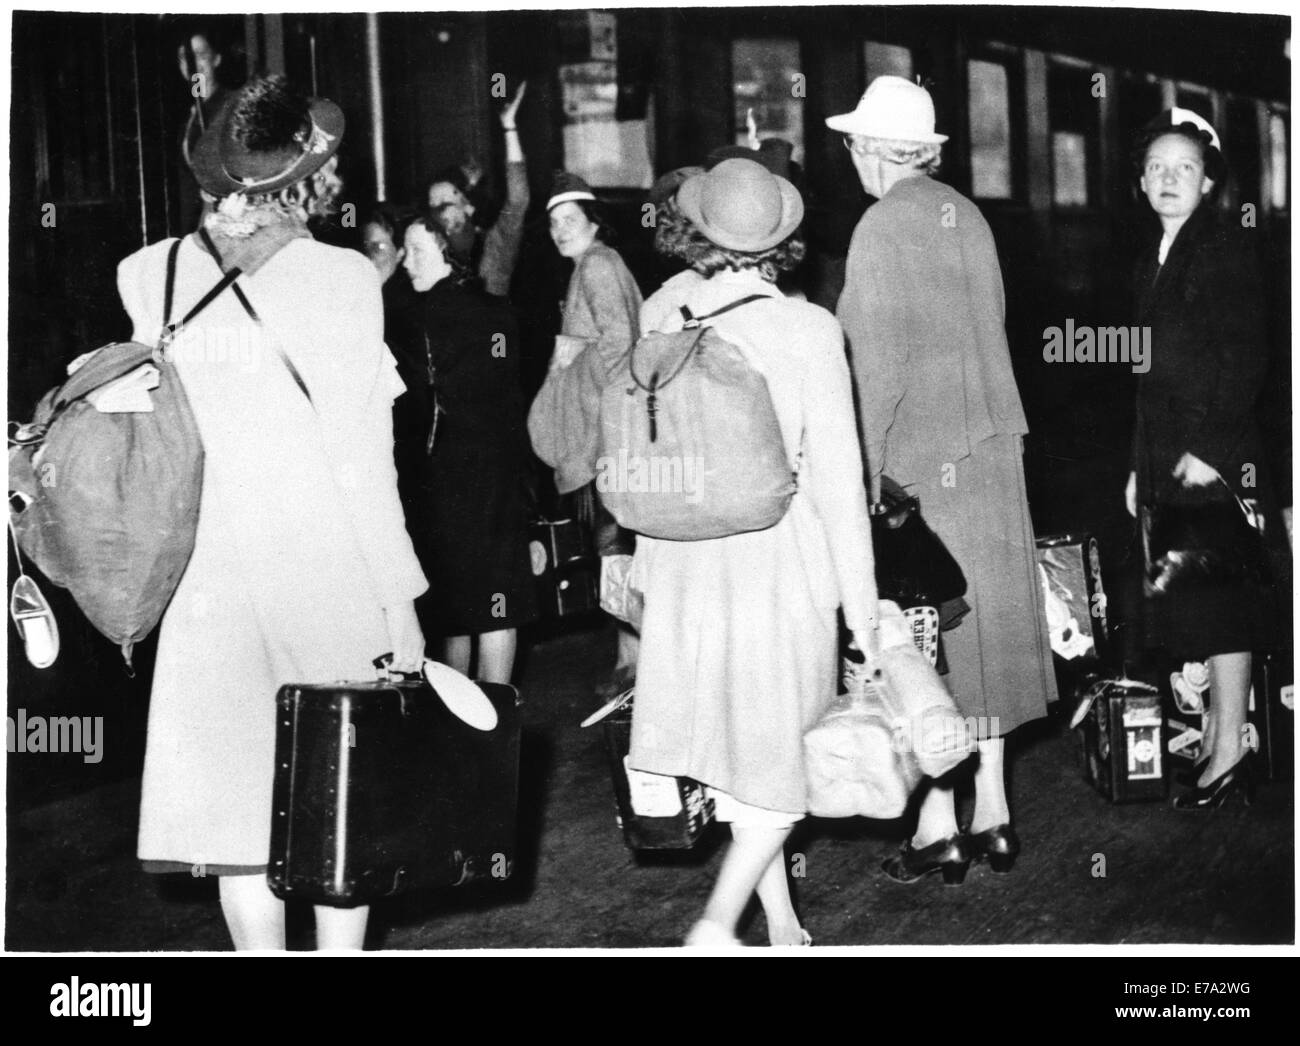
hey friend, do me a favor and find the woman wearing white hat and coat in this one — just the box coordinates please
[626,159,880,946]
[829,77,1056,883]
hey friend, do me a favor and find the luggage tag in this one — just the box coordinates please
[372,654,499,731]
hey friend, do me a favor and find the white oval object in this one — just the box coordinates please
[421,659,499,732]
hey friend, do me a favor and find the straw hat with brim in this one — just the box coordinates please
[190,89,345,198]
[676,158,803,252]
[825,75,948,144]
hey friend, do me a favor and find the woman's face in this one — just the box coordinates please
[428,181,473,235]
[363,222,403,285]
[1140,133,1213,222]
[403,222,453,292]
[549,201,600,259]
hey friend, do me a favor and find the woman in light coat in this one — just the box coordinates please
[830,77,1056,883]
[121,77,426,950]
[627,159,880,946]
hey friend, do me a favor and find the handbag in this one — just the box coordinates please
[804,600,975,819]
[1142,478,1270,596]
[870,478,966,604]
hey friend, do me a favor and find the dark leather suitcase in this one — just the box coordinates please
[602,695,715,850]
[268,667,521,906]
[529,517,599,618]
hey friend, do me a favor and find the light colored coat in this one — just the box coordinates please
[120,236,426,867]
[837,175,1055,730]
[837,174,1028,486]
[628,270,876,814]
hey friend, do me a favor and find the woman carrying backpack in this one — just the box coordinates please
[529,172,644,700]
[119,77,427,950]
[626,159,881,946]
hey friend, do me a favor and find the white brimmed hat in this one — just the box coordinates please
[825,75,948,144]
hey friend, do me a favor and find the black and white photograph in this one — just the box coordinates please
[3,0,1294,975]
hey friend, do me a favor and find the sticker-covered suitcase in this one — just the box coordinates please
[529,517,600,618]
[268,663,521,906]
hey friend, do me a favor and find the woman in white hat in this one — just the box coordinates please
[829,76,1056,884]
[627,158,880,946]
[120,76,427,949]
[528,172,644,699]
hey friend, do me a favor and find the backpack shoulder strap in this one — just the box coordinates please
[163,238,182,326]
[680,294,771,328]
[194,226,314,407]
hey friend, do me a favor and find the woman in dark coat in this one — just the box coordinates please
[1127,110,1279,808]
[392,214,539,682]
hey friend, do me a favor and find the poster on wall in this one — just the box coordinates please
[558,12,653,188]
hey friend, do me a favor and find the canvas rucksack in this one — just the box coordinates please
[595,295,796,541]
[8,238,249,665]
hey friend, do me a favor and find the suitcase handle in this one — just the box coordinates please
[372,653,501,732]
[372,652,423,683]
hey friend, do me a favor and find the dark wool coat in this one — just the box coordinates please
[1132,203,1270,506]
[1131,202,1281,658]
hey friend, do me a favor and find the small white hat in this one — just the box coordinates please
[1167,107,1222,152]
[825,75,948,144]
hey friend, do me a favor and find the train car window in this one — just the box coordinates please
[1048,60,1101,208]
[1268,110,1288,211]
[1116,73,1166,207]
[864,41,912,82]
[968,58,1013,199]
[732,38,804,163]
[1175,84,1215,124]
[1224,95,1263,212]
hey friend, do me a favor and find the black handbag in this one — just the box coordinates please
[1142,481,1270,596]
[870,479,967,605]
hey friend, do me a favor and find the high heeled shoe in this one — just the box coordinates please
[968,824,1021,874]
[881,833,971,885]
[1173,755,1255,810]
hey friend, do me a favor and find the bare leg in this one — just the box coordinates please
[314,904,369,950]
[1201,651,1252,784]
[690,825,793,942]
[443,634,472,675]
[970,737,1010,833]
[218,874,285,950]
[913,781,960,848]
[754,851,805,945]
[476,628,518,684]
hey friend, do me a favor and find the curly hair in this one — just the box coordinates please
[1131,122,1226,189]
[858,136,943,175]
[668,206,805,283]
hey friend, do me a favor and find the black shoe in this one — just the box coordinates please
[968,824,1020,874]
[1173,755,1255,810]
[881,834,971,886]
